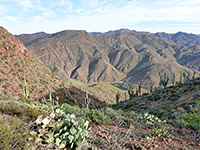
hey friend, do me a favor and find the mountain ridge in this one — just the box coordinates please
[90,28,136,35]
[0,26,110,105]
[16,29,200,88]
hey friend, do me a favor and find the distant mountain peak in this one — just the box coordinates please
[90,28,136,35]
[15,31,51,46]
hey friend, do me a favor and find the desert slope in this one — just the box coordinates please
[17,30,200,87]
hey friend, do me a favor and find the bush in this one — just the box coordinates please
[86,109,107,125]
[23,107,48,122]
[184,99,200,131]
[60,103,89,117]
[0,101,47,122]
[21,98,35,104]
[173,118,189,129]
[185,112,200,130]
[104,107,119,119]
[0,117,30,150]
[0,101,25,115]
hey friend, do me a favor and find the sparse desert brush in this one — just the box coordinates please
[86,109,107,125]
[185,99,200,131]
[0,116,30,150]
[0,101,25,115]
[91,125,134,150]
[60,103,89,117]
[0,101,48,122]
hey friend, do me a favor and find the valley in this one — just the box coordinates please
[17,29,200,89]
[0,26,200,149]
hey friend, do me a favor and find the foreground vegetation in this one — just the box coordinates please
[0,77,200,149]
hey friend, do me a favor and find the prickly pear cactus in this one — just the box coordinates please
[30,109,90,149]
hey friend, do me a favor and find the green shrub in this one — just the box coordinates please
[173,118,189,129]
[30,97,59,113]
[0,102,25,115]
[0,117,30,150]
[60,103,88,117]
[185,112,200,131]
[185,100,200,130]
[14,62,19,67]
[0,78,5,82]
[170,108,187,120]
[0,101,47,122]
[87,109,107,125]
[105,107,119,119]
[152,92,161,101]
[23,107,48,122]
[21,98,35,104]
[18,68,24,72]
[2,84,9,89]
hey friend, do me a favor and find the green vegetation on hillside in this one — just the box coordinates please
[1,76,200,149]
[1,26,200,149]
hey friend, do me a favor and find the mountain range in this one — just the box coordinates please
[0,26,110,106]
[1,26,200,150]
[16,28,200,89]
[90,28,136,35]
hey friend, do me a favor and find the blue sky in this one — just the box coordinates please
[0,0,200,34]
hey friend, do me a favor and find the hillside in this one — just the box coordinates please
[15,32,51,46]
[0,26,200,149]
[0,26,58,98]
[1,74,199,149]
[115,77,200,114]
[0,26,108,107]
[155,31,200,47]
[110,77,200,149]
[17,30,200,88]
[155,31,200,71]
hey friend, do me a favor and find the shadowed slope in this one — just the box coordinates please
[17,30,200,87]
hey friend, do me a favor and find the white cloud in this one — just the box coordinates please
[1,0,200,34]
[12,0,33,12]
[60,0,73,12]
[0,5,7,14]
